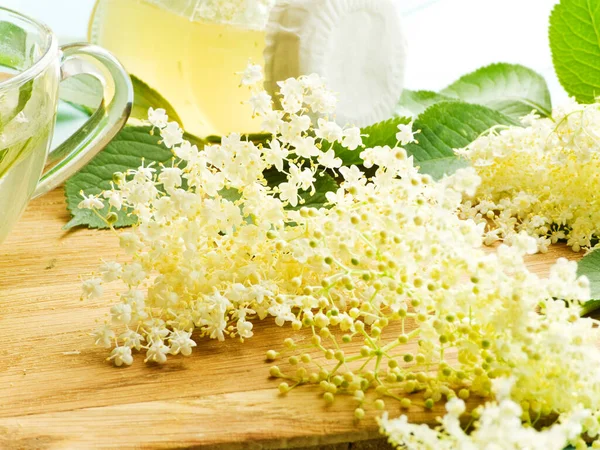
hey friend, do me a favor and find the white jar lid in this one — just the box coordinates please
[264,0,408,127]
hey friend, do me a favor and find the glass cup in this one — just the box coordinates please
[0,6,133,244]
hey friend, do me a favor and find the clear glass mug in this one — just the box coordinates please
[0,7,132,244]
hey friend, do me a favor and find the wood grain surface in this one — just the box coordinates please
[0,189,582,450]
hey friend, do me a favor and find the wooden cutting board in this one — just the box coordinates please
[0,188,582,450]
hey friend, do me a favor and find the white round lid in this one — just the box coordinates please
[264,0,408,127]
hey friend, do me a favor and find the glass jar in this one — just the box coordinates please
[89,0,275,137]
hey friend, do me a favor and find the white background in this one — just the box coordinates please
[2,0,567,101]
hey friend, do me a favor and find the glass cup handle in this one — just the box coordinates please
[32,43,133,199]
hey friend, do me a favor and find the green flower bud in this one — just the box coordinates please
[354,407,365,420]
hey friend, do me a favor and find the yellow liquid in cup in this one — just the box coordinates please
[0,72,54,242]
[90,0,267,137]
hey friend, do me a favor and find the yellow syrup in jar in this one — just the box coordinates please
[89,0,267,137]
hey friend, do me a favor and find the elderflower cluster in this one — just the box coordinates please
[85,65,364,362]
[379,378,596,450]
[81,67,600,447]
[454,101,600,252]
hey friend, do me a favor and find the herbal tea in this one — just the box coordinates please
[90,0,268,137]
[0,70,55,243]
[0,121,53,243]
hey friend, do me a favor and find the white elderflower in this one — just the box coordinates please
[248,91,272,115]
[304,87,337,115]
[121,262,146,286]
[264,139,287,171]
[172,140,196,160]
[278,78,304,114]
[148,107,168,129]
[318,149,342,169]
[277,77,303,101]
[119,329,145,351]
[78,192,104,210]
[268,303,295,327]
[108,346,133,367]
[160,122,184,149]
[236,319,254,339]
[158,167,182,192]
[293,136,320,159]
[110,303,132,325]
[92,323,115,349]
[315,119,343,143]
[396,120,417,145]
[119,232,142,254]
[99,261,122,282]
[240,63,263,86]
[341,127,363,150]
[102,190,123,210]
[278,181,299,207]
[168,330,197,356]
[444,167,481,198]
[261,110,284,134]
[144,341,170,364]
[81,278,103,300]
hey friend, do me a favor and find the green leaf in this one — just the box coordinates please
[130,75,183,125]
[64,127,336,230]
[298,173,338,209]
[64,126,175,229]
[206,133,272,145]
[333,116,412,166]
[395,90,457,117]
[263,169,338,209]
[333,103,516,179]
[577,249,600,315]
[181,131,206,150]
[0,21,27,68]
[550,0,600,103]
[404,102,519,180]
[17,79,33,113]
[0,78,33,131]
[59,74,183,125]
[59,74,103,115]
[440,63,552,119]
